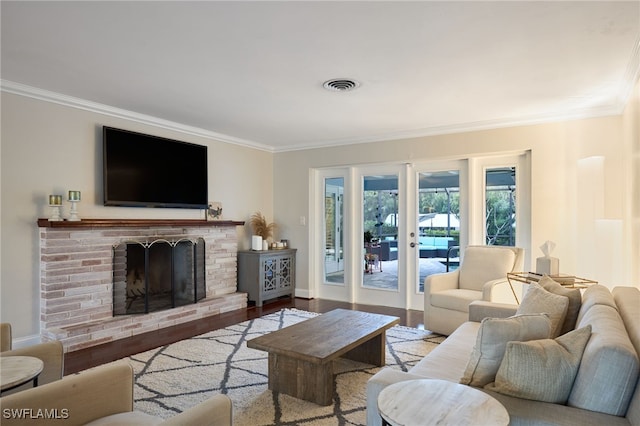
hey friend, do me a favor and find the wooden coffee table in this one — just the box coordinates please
[247,309,399,405]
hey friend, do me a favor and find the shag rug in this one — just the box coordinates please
[119,308,444,426]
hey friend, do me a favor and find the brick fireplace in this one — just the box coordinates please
[37,219,247,352]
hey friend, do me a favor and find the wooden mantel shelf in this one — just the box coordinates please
[37,218,245,228]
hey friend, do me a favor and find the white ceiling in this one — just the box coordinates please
[2,1,639,152]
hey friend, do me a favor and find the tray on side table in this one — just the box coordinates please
[507,272,597,303]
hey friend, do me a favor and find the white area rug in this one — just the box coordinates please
[118,309,444,425]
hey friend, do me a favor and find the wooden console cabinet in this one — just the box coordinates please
[237,249,296,307]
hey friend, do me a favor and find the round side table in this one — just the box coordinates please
[0,356,44,394]
[378,379,509,426]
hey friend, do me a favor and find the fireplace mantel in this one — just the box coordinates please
[37,218,245,228]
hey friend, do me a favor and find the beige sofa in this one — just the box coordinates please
[367,284,640,425]
[0,362,232,425]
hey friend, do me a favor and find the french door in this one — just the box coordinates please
[314,154,528,311]
[357,165,407,308]
[316,164,420,309]
[410,162,465,310]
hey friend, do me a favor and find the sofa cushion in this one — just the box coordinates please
[539,275,582,335]
[569,303,639,416]
[410,321,479,381]
[84,411,163,426]
[516,282,569,338]
[460,314,551,387]
[430,289,483,312]
[576,284,618,325]
[486,325,592,404]
[458,246,516,291]
[482,388,634,426]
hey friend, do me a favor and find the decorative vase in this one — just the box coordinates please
[252,235,263,251]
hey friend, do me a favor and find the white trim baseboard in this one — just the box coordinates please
[11,334,42,350]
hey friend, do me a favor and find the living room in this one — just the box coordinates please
[1,1,639,424]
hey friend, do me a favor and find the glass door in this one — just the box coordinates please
[410,164,465,310]
[362,174,399,291]
[318,170,351,303]
[355,166,406,308]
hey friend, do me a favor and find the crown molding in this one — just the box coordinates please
[275,103,624,153]
[618,35,640,106]
[0,80,275,153]
[2,76,635,155]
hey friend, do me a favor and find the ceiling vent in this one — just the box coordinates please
[323,79,360,92]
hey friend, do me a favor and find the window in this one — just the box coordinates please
[485,167,516,246]
[324,177,344,284]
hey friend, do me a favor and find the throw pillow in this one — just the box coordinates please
[516,282,569,337]
[459,314,552,387]
[539,275,582,335]
[485,325,592,404]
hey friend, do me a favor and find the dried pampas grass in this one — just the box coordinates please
[250,212,275,240]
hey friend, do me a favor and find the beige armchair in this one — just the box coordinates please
[1,323,11,352]
[424,245,524,335]
[0,362,233,425]
[0,323,64,395]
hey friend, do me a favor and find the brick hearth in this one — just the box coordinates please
[37,219,247,352]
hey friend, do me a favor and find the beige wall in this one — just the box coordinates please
[623,79,640,287]
[274,84,639,297]
[2,81,638,340]
[1,92,273,339]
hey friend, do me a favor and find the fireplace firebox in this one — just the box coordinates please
[113,238,205,315]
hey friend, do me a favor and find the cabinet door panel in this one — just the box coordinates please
[278,256,293,289]
[263,258,278,292]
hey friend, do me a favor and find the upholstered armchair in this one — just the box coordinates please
[0,322,64,394]
[0,362,233,425]
[424,245,524,335]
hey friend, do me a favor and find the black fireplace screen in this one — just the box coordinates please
[113,238,205,315]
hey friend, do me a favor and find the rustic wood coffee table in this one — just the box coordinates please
[247,309,400,405]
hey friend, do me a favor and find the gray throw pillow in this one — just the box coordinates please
[460,314,552,387]
[539,275,582,335]
[516,282,569,337]
[486,325,592,404]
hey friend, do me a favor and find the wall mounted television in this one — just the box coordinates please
[103,126,208,209]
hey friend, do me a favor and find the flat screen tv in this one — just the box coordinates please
[103,126,208,209]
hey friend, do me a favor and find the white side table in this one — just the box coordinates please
[0,356,44,394]
[378,379,509,426]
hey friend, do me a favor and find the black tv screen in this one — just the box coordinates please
[103,126,208,209]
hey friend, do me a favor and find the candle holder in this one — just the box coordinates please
[48,204,63,221]
[67,200,80,221]
[67,191,81,221]
[48,195,63,221]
